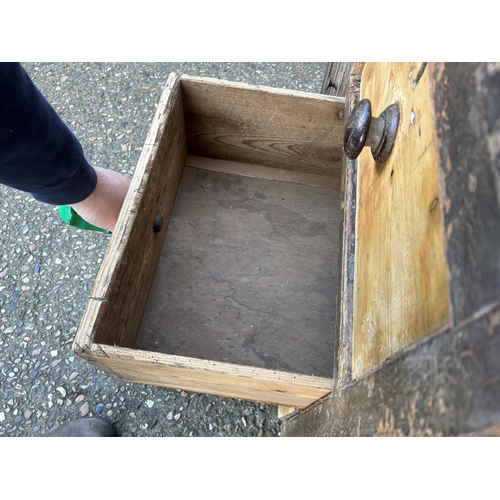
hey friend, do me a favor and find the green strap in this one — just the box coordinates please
[58,206,111,234]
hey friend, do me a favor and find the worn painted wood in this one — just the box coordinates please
[333,65,363,389]
[283,62,500,436]
[78,344,332,408]
[185,155,341,190]
[352,62,450,379]
[282,302,500,436]
[73,73,187,351]
[430,62,500,325]
[135,166,340,378]
[180,75,345,178]
[321,62,354,97]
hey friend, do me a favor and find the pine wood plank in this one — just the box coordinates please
[74,73,187,352]
[79,344,332,408]
[352,63,450,379]
[278,406,298,419]
[180,75,345,178]
[135,166,339,378]
[185,155,341,189]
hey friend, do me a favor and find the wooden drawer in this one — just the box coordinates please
[72,73,345,408]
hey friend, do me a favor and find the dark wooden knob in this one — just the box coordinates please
[344,99,400,164]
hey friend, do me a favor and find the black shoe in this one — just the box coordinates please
[43,417,115,437]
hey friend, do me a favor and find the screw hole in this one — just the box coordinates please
[153,215,163,233]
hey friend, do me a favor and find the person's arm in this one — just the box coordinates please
[0,63,129,232]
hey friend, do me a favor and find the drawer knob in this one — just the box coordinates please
[344,99,400,164]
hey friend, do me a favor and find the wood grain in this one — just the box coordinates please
[73,73,187,351]
[180,75,345,178]
[79,344,332,408]
[352,63,450,379]
[185,155,340,189]
[282,302,500,435]
[73,73,340,407]
[430,62,500,324]
[135,167,339,378]
[334,64,364,388]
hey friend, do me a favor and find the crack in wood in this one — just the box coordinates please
[413,63,428,89]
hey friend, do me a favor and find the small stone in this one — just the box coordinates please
[145,399,154,408]
[0,412,4,422]
[75,395,85,403]
[50,350,58,357]
[80,402,90,416]
[174,413,181,421]
[96,404,104,413]
[206,403,212,412]
[24,409,32,419]
[56,387,66,397]
[166,411,173,420]
[181,391,188,397]
[106,410,113,418]
[69,372,79,381]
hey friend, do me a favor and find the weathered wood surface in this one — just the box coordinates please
[352,62,450,379]
[282,62,500,436]
[282,303,500,435]
[73,73,187,352]
[185,155,340,190]
[180,76,345,178]
[333,66,362,388]
[135,166,340,378]
[73,72,342,408]
[321,62,354,97]
[430,62,500,325]
[78,344,332,408]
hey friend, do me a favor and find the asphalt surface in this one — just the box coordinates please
[0,62,327,437]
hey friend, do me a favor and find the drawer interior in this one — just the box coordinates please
[74,74,345,406]
[135,165,340,378]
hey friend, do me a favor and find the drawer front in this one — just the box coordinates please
[352,62,450,378]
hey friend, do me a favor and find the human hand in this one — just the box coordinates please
[69,166,131,232]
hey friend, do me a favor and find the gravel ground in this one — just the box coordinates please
[0,62,327,437]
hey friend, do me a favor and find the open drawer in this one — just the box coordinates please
[72,73,345,409]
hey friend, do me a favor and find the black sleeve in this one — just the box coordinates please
[0,63,97,205]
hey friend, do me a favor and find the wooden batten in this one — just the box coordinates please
[185,155,341,190]
[180,75,345,179]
